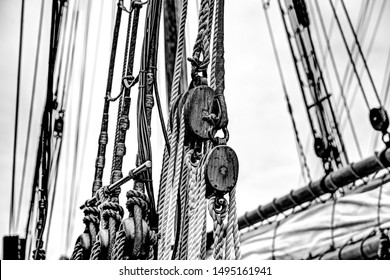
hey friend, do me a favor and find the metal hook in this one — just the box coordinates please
[208,127,229,146]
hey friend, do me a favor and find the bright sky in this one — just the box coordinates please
[0,0,389,259]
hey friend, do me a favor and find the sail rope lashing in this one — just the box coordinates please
[263,0,312,183]
[329,0,390,147]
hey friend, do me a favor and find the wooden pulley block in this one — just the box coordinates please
[78,233,91,259]
[121,218,149,259]
[205,145,239,197]
[184,85,217,140]
[97,229,109,259]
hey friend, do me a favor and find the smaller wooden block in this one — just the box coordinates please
[205,145,239,194]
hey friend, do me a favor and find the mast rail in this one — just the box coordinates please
[238,148,390,230]
[80,161,151,210]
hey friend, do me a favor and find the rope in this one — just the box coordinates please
[89,236,102,260]
[164,112,186,259]
[224,185,241,260]
[112,229,126,260]
[70,240,83,260]
[189,0,213,76]
[264,0,312,182]
[169,0,188,107]
[312,0,362,159]
[209,196,228,260]
[328,0,371,110]
[91,0,123,195]
[339,0,382,107]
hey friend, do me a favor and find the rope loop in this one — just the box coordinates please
[82,206,100,225]
[126,189,150,216]
[100,201,124,222]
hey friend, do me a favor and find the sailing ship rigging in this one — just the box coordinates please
[1,0,390,260]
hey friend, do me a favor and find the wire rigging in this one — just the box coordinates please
[10,0,25,236]
[262,0,312,182]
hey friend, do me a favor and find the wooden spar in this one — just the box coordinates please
[238,148,390,229]
[314,230,389,260]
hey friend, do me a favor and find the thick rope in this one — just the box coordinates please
[186,154,201,259]
[188,154,208,259]
[225,186,241,260]
[112,229,126,260]
[70,240,83,260]
[190,0,213,73]
[175,147,191,259]
[209,196,227,260]
[163,111,186,259]
[89,236,101,260]
[158,113,180,259]
[169,0,188,106]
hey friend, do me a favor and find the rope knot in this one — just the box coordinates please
[83,206,100,225]
[126,189,150,216]
[100,201,124,222]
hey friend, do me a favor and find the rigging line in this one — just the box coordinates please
[313,0,362,159]
[10,0,25,235]
[15,0,45,232]
[340,0,381,107]
[328,0,370,110]
[60,0,79,253]
[277,0,317,142]
[306,26,350,166]
[320,0,367,73]
[53,2,70,103]
[69,0,92,229]
[66,1,89,253]
[90,0,124,196]
[301,0,370,159]
[60,96,73,257]
[336,1,377,124]
[24,132,43,257]
[372,47,390,150]
[338,0,386,129]
[329,0,373,122]
[61,1,79,111]
[44,136,64,253]
[110,0,134,184]
[318,0,338,71]
[77,0,104,191]
[382,52,390,106]
[263,0,312,182]
[334,0,376,118]
[307,0,334,95]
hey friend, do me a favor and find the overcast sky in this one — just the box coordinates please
[0,0,389,259]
